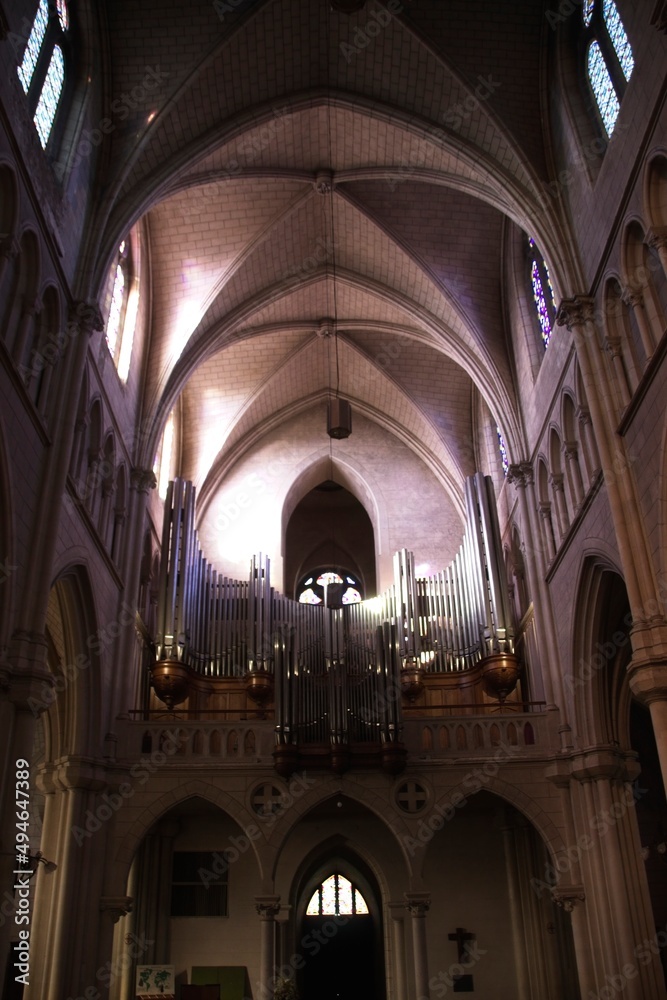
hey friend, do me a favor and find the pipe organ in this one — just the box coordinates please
[153,474,518,773]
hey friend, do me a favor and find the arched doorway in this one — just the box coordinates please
[292,843,386,1000]
[301,873,375,1000]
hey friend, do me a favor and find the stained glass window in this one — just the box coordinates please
[587,41,621,137]
[583,2,633,139]
[105,259,126,358]
[16,0,71,151]
[306,874,369,916]
[602,0,634,81]
[297,570,362,606]
[299,588,322,605]
[56,0,70,31]
[17,0,48,93]
[33,45,65,148]
[528,239,555,349]
[497,427,509,477]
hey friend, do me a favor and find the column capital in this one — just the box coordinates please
[569,747,639,784]
[549,472,565,492]
[53,756,109,792]
[627,660,667,706]
[603,334,623,359]
[551,885,585,911]
[69,300,104,337]
[131,467,157,494]
[388,901,406,921]
[621,284,644,309]
[556,296,595,331]
[0,235,20,261]
[404,892,430,916]
[255,894,281,918]
[99,896,133,923]
[645,225,667,251]
[507,462,534,488]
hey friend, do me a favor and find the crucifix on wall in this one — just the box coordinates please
[447,927,476,993]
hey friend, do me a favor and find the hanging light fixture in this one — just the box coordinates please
[327,396,352,439]
[322,16,351,441]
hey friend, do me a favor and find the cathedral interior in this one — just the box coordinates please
[1,0,667,998]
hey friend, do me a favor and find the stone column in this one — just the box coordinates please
[569,750,667,1000]
[603,335,631,410]
[98,896,133,1000]
[388,902,407,1000]
[550,890,590,996]
[12,295,40,370]
[405,893,430,1000]
[130,820,179,969]
[256,896,281,998]
[500,822,531,1000]
[507,464,557,708]
[0,234,19,291]
[646,226,667,279]
[19,301,104,630]
[557,297,648,614]
[575,405,599,483]
[108,468,156,724]
[627,662,667,796]
[549,473,569,541]
[621,286,655,362]
[0,633,52,992]
[563,443,584,511]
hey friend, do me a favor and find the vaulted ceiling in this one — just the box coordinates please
[88,0,566,549]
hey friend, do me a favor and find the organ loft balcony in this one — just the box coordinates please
[119,475,550,774]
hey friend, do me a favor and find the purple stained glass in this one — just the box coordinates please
[583,0,594,25]
[33,45,65,148]
[342,587,361,605]
[531,259,553,348]
[17,0,48,93]
[57,0,69,31]
[587,41,620,136]
[497,426,509,477]
[602,0,634,81]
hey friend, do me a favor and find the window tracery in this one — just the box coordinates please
[583,1,634,137]
[306,874,369,916]
[16,0,69,149]
[528,238,556,349]
[297,570,362,606]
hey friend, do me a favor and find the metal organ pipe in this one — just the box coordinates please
[153,475,516,736]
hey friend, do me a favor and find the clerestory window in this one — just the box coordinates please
[16,0,70,150]
[583,0,634,138]
[527,237,556,350]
